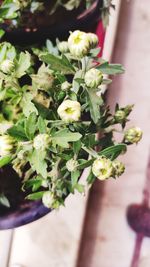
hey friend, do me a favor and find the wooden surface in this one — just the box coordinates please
[77,1,150,267]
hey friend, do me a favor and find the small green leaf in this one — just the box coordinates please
[99,144,127,160]
[78,159,94,170]
[41,53,75,74]
[87,89,103,124]
[7,124,28,141]
[25,112,37,140]
[74,183,84,193]
[15,52,31,78]
[71,170,80,186]
[52,129,82,148]
[21,93,38,117]
[29,150,47,178]
[97,62,125,75]
[73,140,81,155]
[38,116,47,133]
[0,156,12,168]
[87,170,95,184]
[26,191,44,200]
[0,194,10,208]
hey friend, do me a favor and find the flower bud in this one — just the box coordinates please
[124,127,142,144]
[112,160,125,178]
[66,159,78,172]
[68,30,90,57]
[42,191,53,208]
[92,157,113,180]
[0,135,16,157]
[114,110,126,123]
[85,68,103,88]
[61,81,72,91]
[57,100,81,123]
[87,33,99,48]
[57,41,69,53]
[33,134,50,150]
[1,59,15,74]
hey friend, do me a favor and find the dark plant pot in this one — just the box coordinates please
[1,0,103,45]
[0,166,50,230]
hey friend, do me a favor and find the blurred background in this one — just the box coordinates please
[0,0,150,266]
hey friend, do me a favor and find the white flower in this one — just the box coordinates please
[87,33,99,48]
[42,191,53,208]
[61,81,72,91]
[1,59,15,74]
[84,68,103,88]
[112,160,125,177]
[124,127,142,144]
[57,100,81,122]
[92,157,113,180]
[68,30,90,57]
[33,134,50,150]
[58,41,69,53]
[0,135,15,157]
[0,121,13,135]
[66,159,78,172]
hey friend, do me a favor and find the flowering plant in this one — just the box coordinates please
[0,30,142,209]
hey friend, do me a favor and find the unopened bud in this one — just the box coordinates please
[85,68,103,88]
[124,127,142,144]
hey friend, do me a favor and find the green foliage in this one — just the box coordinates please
[0,31,138,210]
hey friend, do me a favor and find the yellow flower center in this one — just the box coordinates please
[65,107,74,114]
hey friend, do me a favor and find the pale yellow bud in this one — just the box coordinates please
[85,68,103,88]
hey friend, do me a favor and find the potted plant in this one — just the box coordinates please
[0,0,114,44]
[0,29,142,229]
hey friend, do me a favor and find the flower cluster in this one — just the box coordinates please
[0,30,142,209]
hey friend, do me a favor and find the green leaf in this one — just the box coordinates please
[15,52,31,78]
[51,129,82,148]
[97,62,125,75]
[7,124,28,141]
[26,191,44,200]
[41,53,75,74]
[78,159,94,170]
[25,112,37,140]
[0,194,10,208]
[87,90,103,124]
[74,183,84,193]
[0,29,5,39]
[71,170,80,187]
[73,140,81,155]
[29,150,47,178]
[87,170,95,184]
[21,93,38,117]
[0,155,12,168]
[38,116,47,133]
[99,144,127,160]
